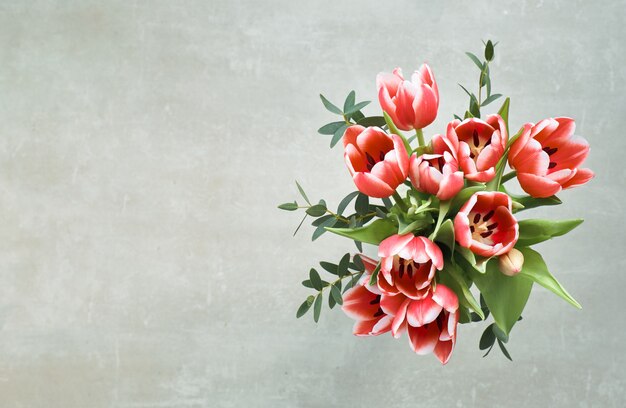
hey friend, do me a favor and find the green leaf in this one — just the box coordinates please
[517,247,582,309]
[318,121,346,135]
[319,94,343,115]
[295,181,310,205]
[296,295,315,318]
[278,202,298,211]
[309,268,323,290]
[497,339,513,361]
[326,219,396,245]
[369,262,381,285]
[517,219,583,247]
[352,254,365,271]
[492,324,509,343]
[485,40,494,61]
[469,98,480,118]
[337,253,350,278]
[330,284,343,305]
[398,218,432,235]
[301,280,313,288]
[512,195,562,212]
[497,97,510,134]
[355,193,369,215]
[469,259,533,335]
[337,191,360,215]
[454,247,488,274]
[312,216,337,241]
[481,93,502,106]
[357,116,386,127]
[459,84,478,103]
[439,262,483,319]
[328,292,336,309]
[306,204,327,217]
[330,123,349,148]
[354,240,362,252]
[320,261,338,275]
[450,185,485,214]
[344,101,370,115]
[313,293,323,322]
[433,219,455,251]
[479,324,496,350]
[465,52,484,70]
[344,90,355,112]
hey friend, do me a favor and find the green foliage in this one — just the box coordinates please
[326,219,396,245]
[517,219,583,247]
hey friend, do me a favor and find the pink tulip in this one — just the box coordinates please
[408,152,464,201]
[508,118,594,198]
[443,115,508,182]
[454,192,519,258]
[389,284,459,364]
[343,125,409,198]
[342,284,394,336]
[376,64,439,131]
[377,234,444,300]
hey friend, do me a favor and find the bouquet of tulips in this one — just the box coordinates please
[278,41,594,364]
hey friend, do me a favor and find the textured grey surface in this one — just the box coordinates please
[0,0,624,407]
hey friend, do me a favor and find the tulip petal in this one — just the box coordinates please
[408,323,440,355]
[432,284,459,312]
[517,172,562,198]
[433,339,454,365]
[352,172,394,198]
[406,297,442,327]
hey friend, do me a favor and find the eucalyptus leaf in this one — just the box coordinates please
[344,101,370,115]
[306,204,327,217]
[485,40,494,61]
[313,293,323,322]
[330,124,349,148]
[337,253,350,278]
[320,261,338,275]
[309,268,323,290]
[295,181,310,205]
[278,202,298,211]
[312,216,337,241]
[337,191,360,215]
[330,284,343,305]
[296,295,315,318]
[498,339,513,361]
[344,90,356,112]
[355,193,369,215]
[479,324,496,350]
[319,94,343,115]
[465,52,484,70]
[318,121,347,135]
[357,116,386,127]
[481,93,502,106]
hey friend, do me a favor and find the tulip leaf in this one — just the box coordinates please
[296,295,316,318]
[469,259,533,335]
[450,185,485,214]
[357,116,386,127]
[313,293,323,322]
[439,262,483,319]
[465,52,484,70]
[344,90,356,112]
[326,219,396,245]
[369,261,381,286]
[516,219,583,247]
[319,94,343,115]
[497,97,510,134]
[330,123,349,148]
[432,219,455,252]
[278,202,298,211]
[517,247,582,309]
[454,247,488,274]
[318,121,346,135]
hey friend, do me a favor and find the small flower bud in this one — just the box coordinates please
[498,248,524,276]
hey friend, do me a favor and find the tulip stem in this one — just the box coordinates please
[415,129,425,148]
[501,171,517,184]
[392,191,409,213]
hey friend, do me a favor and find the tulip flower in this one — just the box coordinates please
[376,64,439,131]
[499,248,524,276]
[377,234,444,299]
[443,115,507,182]
[454,192,519,258]
[389,284,459,364]
[508,118,594,198]
[409,152,464,200]
[342,285,394,336]
[343,125,409,198]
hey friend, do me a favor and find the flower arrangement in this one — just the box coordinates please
[278,41,593,364]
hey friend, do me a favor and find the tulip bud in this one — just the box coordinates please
[498,248,524,276]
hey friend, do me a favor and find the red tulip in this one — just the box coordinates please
[453,192,519,258]
[376,64,439,131]
[377,234,444,299]
[508,118,594,198]
[389,284,459,364]
[343,125,409,198]
[444,115,508,182]
[409,152,464,201]
[342,284,394,336]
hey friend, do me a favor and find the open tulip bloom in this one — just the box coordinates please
[279,41,594,364]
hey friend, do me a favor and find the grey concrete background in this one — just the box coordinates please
[0,0,624,407]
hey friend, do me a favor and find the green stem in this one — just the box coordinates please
[429,200,450,240]
[415,128,425,148]
[391,191,408,213]
[501,171,517,184]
